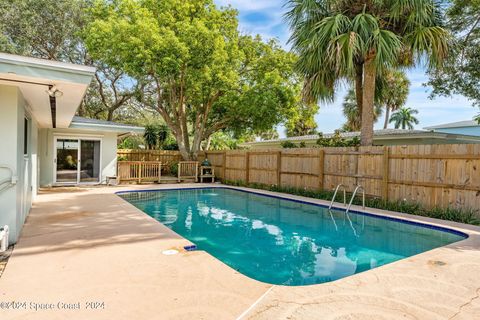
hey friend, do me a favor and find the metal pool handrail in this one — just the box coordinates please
[329,184,347,210]
[346,185,365,214]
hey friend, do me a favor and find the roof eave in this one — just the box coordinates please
[69,121,145,134]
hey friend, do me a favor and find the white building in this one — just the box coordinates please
[0,53,143,244]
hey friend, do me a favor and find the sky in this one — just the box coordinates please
[215,0,478,137]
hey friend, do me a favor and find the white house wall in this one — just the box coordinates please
[0,84,37,244]
[38,128,117,186]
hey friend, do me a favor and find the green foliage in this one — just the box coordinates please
[281,141,299,149]
[342,89,383,132]
[428,0,480,110]
[206,131,240,150]
[0,0,138,122]
[316,131,360,147]
[118,135,144,149]
[162,136,179,151]
[389,107,420,130]
[285,103,318,137]
[143,125,159,150]
[376,70,410,128]
[285,0,448,145]
[84,0,300,159]
[223,181,480,226]
[143,122,176,150]
[170,163,178,176]
[0,0,84,60]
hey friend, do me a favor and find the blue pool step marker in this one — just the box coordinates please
[184,244,197,251]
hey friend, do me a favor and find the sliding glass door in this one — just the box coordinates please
[80,140,101,182]
[56,139,79,183]
[55,138,101,184]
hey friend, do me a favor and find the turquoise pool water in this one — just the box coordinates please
[118,188,466,286]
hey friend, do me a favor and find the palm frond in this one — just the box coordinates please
[405,25,449,68]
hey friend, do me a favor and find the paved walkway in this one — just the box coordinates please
[1,184,479,320]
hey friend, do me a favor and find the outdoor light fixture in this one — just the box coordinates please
[46,85,63,98]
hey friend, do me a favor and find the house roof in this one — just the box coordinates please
[242,129,480,146]
[251,129,429,144]
[424,120,479,130]
[69,116,144,136]
[0,53,95,128]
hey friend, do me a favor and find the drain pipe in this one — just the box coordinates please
[0,225,9,253]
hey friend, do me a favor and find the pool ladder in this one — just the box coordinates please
[329,184,366,213]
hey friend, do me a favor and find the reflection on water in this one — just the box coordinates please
[120,188,465,286]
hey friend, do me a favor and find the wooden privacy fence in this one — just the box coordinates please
[118,149,182,167]
[118,144,480,209]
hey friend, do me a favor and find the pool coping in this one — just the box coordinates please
[117,184,480,319]
[1,183,479,320]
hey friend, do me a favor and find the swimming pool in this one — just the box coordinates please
[118,187,466,286]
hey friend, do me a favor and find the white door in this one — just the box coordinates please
[54,138,101,184]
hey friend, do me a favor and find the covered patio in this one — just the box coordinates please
[1,184,479,320]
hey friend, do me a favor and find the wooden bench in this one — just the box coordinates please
[178,161,198,182]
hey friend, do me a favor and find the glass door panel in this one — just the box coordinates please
[56,139,79,183]
[80,140,101,183]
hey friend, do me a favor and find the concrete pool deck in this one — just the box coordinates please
[0,184,479,320]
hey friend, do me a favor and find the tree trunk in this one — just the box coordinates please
[205,136,212,150]
[383,106,390,129]
[360,55,376,146]
[354,62,364,118]
[175,131,191,160]
[107,109,114,121]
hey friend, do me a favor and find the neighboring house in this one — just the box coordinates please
[242,129,480,149]
[424,120,480,137]
[0,53,143,244]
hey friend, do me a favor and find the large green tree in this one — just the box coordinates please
[428,0,480,121]
[85,0,299,160]
[0,0,138,121]
[286,0,448,146]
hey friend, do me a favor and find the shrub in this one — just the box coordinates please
[281,141,298,148]
[170,163,179,176]
[316,131,360,147]
[223,180,479,226]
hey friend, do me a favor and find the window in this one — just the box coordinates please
[24,117,28,155]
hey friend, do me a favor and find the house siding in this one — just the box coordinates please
[0,84,37,244]
[433,127,480,137]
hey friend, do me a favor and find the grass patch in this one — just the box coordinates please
[224,180,480,226]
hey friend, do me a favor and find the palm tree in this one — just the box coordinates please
[285,0,448,146]
[342,89,383,131]
[377,70,410,129]
[389,107,419,129]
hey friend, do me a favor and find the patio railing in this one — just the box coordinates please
[117,161,162,184]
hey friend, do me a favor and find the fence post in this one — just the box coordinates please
[382,146,389,202]
[158,162,162,182]
[222,151,227,181]
[245,151,250,184]
[276,151,282,186]
[137,162,142,184]
[318,149,324,191]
